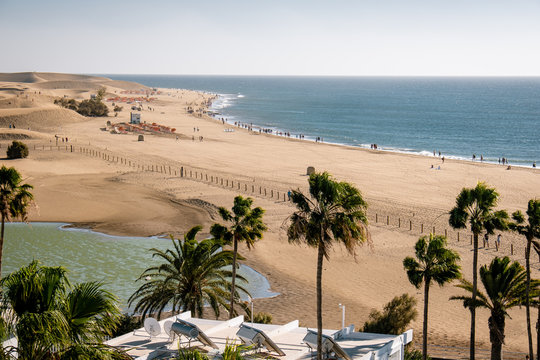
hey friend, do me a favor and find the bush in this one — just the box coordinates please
[6,141,29,159]
[54,95,109,117]
[253,312,272,324]
[176,348,209,360]
[404,347,430,360]
[110,313,141,338]
[54,98,78,110]
[77,99,109,117]
[362,293,417,335]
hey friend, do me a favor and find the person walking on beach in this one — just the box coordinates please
[287,190,291,201]
[497,233,501,247]
[484,233,489,248]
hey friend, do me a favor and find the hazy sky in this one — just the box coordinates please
[1,0,539,76]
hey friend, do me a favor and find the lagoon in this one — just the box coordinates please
[2,223,277,310]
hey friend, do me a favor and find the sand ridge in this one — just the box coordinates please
[1,73,538,355]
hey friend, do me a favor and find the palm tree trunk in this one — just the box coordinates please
[471,232,479,360]
[228,236,238,319]
[0,213,5,279]
[537,296,540,360]
[316,244,324,360]
[526,237,534,359]
[489,313,505,360]
[422,281,430,360]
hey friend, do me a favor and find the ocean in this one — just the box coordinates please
[103,75,540,166]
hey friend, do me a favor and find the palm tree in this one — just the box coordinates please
[0,260,122,359]
[403,234,461,360]
[0,165,33,279]
[451,257,539,360]
[210,196,266,319]
[129,226,250,319]
[531,236,540,360]
[509,199,540,359]
[287,172,369,360]
[448,182,508,360]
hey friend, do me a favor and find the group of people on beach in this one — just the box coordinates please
[483,233,503,249]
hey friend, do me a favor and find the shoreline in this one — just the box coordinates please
[4,221,279,303]
[207,93,538,169]
[205,94,539,172]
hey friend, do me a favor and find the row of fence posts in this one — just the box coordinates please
[70,145,291,203]
[42,143,526,259]
[372,211,521,256]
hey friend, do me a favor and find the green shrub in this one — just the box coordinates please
[6,141,29,159]
[362,293,417,335]
[221,341,251,360]
[54,94,109,117]
[54,98,78,110]
[110,313,141,338]
[253,312,272,324]
[176,348,209,360]
[77,99,109,117]
[404,347,430,360]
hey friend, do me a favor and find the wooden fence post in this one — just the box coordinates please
[421,224,423,233]
[375,214,378,223]
[409,220,412,231]
[387,216,389,225]
[398,218,401,228]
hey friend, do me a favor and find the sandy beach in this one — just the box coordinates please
[1,72,538,355]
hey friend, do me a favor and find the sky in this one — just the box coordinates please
[1,0,540,76]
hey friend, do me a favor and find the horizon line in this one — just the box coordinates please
[3,71,540,78]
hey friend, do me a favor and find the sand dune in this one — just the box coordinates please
[0,108,85,129]
[0,72,44,83]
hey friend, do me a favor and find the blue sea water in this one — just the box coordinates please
[103,75,540,166]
